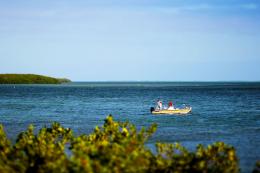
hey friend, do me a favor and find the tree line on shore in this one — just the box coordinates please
[0,74,71,84]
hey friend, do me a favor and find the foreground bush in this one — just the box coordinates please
[253,161,260,173]
[0,115,241,173]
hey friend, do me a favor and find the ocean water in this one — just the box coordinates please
[0,82,259,172]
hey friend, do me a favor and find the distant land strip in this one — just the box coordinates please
[0,74,71,84]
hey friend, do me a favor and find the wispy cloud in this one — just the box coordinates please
[164,3,259,12]
[0,8,58,18]
[0,2,258,19]
[239,3,258,10]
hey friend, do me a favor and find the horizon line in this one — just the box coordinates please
[70,80,260,82]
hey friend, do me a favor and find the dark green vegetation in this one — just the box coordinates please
[253,161,260,173]
[1,115,252,173]
[0,74,71,84]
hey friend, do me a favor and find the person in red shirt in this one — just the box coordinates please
[168,101,174,110]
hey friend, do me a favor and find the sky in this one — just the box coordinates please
[0,0,260,81]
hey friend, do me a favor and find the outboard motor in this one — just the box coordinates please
[150,107,155,113]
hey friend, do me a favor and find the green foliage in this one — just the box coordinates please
[0,115,243,173]
[0,74,71,84]
[57,78,71,83]
[253,161,260,173]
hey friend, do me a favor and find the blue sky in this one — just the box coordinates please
[0,0,259,81]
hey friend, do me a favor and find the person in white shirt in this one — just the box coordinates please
[156,99,163,110]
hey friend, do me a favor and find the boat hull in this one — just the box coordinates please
[152,107,192,115]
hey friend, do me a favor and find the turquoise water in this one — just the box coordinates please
[0,82,259,172]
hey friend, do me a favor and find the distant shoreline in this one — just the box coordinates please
[0,74,71,84]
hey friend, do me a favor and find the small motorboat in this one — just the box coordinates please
[150,106,192,115]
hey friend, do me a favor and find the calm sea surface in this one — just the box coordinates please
[0,82,259,172]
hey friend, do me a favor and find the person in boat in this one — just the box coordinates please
[156,99,163,110]
[167,101,174,110]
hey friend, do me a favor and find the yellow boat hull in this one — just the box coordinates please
[152,107,192,115]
